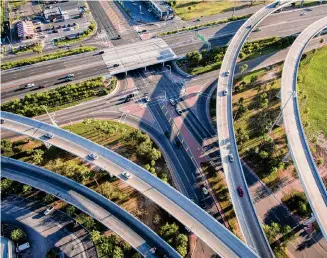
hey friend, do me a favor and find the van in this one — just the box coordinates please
[16,242,30,253]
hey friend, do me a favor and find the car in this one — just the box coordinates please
[169,98,176,106]
[44,133,54,139]
[246,24,252,29]
[225,70,230,76]
[200,200,206,209]
[141,29,147,33]
[112,35,121,40]
[176,140,182,148]
[202,186,209,195]
[237,186,244,197]
[175,107,182,115]
[113,64,119,67]
[148,8,152,12]
[222,89,228,96]
[88,153,98,160]
[122,171,132,179]
[228,153,234,162]
[44,206,55,215]
[36,26,41,30]
[144,93,149,102]
[69,27,75,31]
[253,27,261,32]
[99,50,105,54]
[0,119,4,124]
[65,77,73,82]
[300,12,306,16]
[196,18,201,22]
[63,24,67,28]
[16,242,30,253]
[34,21,41,25]
[164,131,170,138]
[185,227,191,233]
[38,85,45,89]
[24,83,35,89]
[66,74,74,78]
[140,12,144,15]
[132,2,137,5]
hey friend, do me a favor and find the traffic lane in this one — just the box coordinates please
[1,51,102,84]
[1,63,108,101]
[1,115,249,258]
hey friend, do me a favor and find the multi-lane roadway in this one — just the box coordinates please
[281,16,327,240]
[216,1,299,257]
[1,157,178,258]
[0,111,259,258]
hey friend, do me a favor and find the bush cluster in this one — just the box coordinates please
[1,77,106,117]
[1,46,96,70]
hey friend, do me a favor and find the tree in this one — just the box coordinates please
[32,149,44,164]
[11,228,24,241]
[240,64,248,74]
[186,51,202,67]
[160,222,179,244]
[153,214,161,225]
[90,230,101,244]
[1,178,13,193]
[66,205,76,217]
[175,234,188,257]
[1,139,13,156]
[113,246,124,258]
[263,222,281,243]
[236,128,249,146]
[23,185,32,193]
[282,191,312,218]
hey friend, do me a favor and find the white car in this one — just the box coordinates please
[24,83,35,89]
[44,133,54,139]
[148,9,152,12]
[228,154,234,162]
[175,107,182,115]
[88,153,98,160]
[44,206,55,215]
[202,186,209,195]
[144,94,149,102]
[225,70,230,76]
[34,21,41,25]
[122,171,132,179]
[169,98,176,106]
[222,89,228,96]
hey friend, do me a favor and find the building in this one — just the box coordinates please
[16,20,35,40]
[144,0,174,20]
[44,7,63,22]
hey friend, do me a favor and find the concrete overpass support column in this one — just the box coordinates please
[162,62,165,67]
[144,66,147,72]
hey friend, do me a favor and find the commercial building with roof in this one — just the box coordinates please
[43,7,64,22]
[16,20,35,40]
[144,0,174,20]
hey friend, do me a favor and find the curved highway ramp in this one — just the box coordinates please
[0,111,258,258]
[281,16,327,240]
[1,157,179,258]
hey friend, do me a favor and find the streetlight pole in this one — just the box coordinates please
[139,5,142,22]
[232,0,236,18]
[166,65,171,74]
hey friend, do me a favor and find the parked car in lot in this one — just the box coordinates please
[24,83,35,89]
[237,186,244,197]
[122,171,132,179]
[44,206,55,215]
[88,153,98,160]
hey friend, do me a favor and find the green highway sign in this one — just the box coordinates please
[196,33,208,44]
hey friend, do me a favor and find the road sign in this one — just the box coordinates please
[196,33,208,44]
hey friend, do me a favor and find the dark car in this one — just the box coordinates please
[128,93,135,98]
[38,85,45,89]
[99,50,105,54]
[200,200,206,209]
[113,64,119,67]
[141,29,147,33]
[112,35,121,40]
[237,186,244,197]
[176,140,182,148]
[0,119,4,124]
[164,131,170,138]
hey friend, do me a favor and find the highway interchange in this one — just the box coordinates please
[1,0,327,257]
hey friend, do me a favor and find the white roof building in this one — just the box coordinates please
[17,20,35,39]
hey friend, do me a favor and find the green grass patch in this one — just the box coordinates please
[1,46,97,70]
[171,0,259,21]
[298,46,327,138]
[9,0,27,8]
[1,77,115,117]
[181,36,296,75]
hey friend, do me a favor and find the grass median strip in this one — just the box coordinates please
[1,46,97,70]
[1,77,116,117]
[178,36,296,75]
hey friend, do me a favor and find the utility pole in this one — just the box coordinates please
[42,105,58,127]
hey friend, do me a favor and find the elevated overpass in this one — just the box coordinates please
[0,111,258,258]
[281,16,327,240]
[216,1,297,257]
[1,157,179,258]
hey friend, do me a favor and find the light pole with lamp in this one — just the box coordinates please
[166,65,171,74]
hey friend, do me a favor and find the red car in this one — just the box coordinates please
[237,186,244,197]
